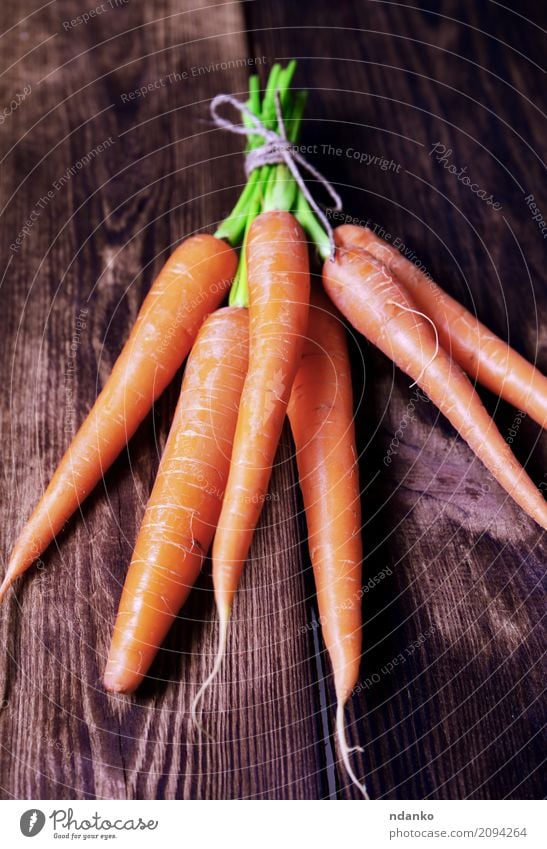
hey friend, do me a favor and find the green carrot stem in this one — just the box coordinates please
[262,87,310,212]
[277,60,298,115]
[215,170,259,244]
[263,164,297,213]
[228,193,261,307]
[245,74,261,147]
[215,66,282,243]
[295,192,331,260]
[287,90,308,142]
[216,61,335,304]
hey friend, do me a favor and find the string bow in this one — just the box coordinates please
[210,92,342,258]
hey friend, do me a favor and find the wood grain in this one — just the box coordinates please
[0,0,544,799]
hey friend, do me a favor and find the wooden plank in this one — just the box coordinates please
[0,0,545,800]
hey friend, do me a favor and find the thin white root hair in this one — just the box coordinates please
[336,700,370,800]
[190,613,229,742]
[387,300,439,388]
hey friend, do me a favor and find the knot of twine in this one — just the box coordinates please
[210,92,342,257]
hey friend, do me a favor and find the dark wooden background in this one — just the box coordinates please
[0,0,545,800]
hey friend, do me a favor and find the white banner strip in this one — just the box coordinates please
[2,799,543,848]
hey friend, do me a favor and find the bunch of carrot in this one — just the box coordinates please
[2,62,546,799]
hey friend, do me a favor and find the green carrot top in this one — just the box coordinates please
[213,61,340,306]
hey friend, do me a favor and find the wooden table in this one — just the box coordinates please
[0,0,544,800]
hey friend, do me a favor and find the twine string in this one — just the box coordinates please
[387,300,440,387]
[210,92,343,257]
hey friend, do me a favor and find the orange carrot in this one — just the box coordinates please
[192,210,309,716]
[0,235,237,600]
[287,289,368,797]
[104,307,248,693]
[323,245,547,530]
[336,224,547,427]
[213,211,310,615]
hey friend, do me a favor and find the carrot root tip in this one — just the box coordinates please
[190,610,230,738]
[336,700,370,800]
[103,673,137,695]
[191,711,217,744]
[0,575,14,603]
